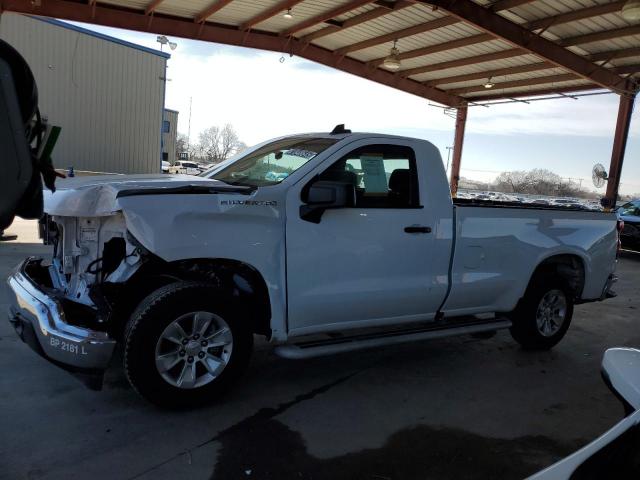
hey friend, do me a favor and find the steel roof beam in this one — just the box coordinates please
[335,15,458,55]
[144,0,165,16]
[368,33,493,67]
[613,64,640,75]
[194,0,235,24]
[279,0,374,37]
[448,73,579,95]
[427,61,555,86]
[525,1,626,31]
[559,25,640,47]
[3,0,463,107]
[239,0,305,31]
[343,0,532,60]
[590,47,640,62]
[430,60,640,88]
[368,0,615,68]
[466,84,600,102]
[421,0,633,94]
[488,0,535,11]
[401,48,527,77]
[415,46,640,82]
[299,1,413,43]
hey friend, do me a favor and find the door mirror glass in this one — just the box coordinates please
[602,348,640,414]
[300,180,355,223]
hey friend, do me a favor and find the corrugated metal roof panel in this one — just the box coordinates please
[199,0,275,27]
[151,0,210,19]
[434,66,567,89]
[408,53,544,82]
[464,78,593,98]
[346,24,503,63]
[456,66,573,86]
[611,56,640,67]
[310,4,458,51]
[99,0,151,11]
[251,0,348,33]
[7,0,636,102]
[571,35,640,56]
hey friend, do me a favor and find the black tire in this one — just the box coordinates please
[509,275,574,350]
[123,281,253,408]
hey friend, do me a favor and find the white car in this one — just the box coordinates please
[532,348,640,479]
[7,129,620,407]
[168,160,201,175]
[161,160,170,173]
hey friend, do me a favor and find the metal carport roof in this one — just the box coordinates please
[1,0,638,205]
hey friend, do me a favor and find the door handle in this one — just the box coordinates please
[404,226,431,234]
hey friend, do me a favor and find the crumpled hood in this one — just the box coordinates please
[44,174,249,216]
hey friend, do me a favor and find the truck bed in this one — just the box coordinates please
[453,197,602,212]
[441,200,617,317]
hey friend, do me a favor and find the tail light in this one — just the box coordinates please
[616,220,624,257]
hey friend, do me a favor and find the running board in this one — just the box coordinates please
[274,319,512,360]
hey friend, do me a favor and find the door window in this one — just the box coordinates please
[317,144,420,208]
[619,202,640,217]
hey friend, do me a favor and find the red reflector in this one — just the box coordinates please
[618,220,625,232]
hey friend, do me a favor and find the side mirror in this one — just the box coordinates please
[300,180,355,223]
[602,348,640,415]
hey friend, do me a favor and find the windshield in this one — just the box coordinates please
[209,137,338,187]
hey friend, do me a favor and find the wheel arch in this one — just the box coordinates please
[110,256,272,340]
[527,253,586,301]
[168,257,272,338]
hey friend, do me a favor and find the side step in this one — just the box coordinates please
[274,319,512,360]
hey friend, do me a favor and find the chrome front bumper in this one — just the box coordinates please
[7,258,116,377]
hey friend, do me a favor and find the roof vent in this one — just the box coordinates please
[330,124,351,134]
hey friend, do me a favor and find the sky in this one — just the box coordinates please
[75,21,640,195]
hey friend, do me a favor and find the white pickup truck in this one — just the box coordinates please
[7,129,620,407]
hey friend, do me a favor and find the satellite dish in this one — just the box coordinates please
[592,163,608,188]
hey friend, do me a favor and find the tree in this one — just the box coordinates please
[196,124,246,164]
[494,170,529,193]
[492,168,590,198]
[527,169,562,195]
[176,133,189,160]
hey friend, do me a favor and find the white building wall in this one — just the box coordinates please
[0,13,167,174]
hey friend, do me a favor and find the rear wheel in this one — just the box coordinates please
[124,282,253,408]
[509,276,573,350]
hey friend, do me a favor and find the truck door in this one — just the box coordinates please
[285,139,451,336]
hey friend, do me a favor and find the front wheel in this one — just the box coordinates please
[123,282,253,408]
[509,276,574,350]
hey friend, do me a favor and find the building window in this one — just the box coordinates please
[163,120,170,133]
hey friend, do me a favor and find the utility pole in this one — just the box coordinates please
[187,96,192,158]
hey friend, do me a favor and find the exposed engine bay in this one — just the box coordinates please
[40,213,142,309]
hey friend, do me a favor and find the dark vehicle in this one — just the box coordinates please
[617,200,640,250]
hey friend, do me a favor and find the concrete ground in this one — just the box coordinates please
[1,219,639,480]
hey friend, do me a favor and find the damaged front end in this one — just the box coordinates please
[7,212,143,389]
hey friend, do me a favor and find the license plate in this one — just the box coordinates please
[49,337,88,356]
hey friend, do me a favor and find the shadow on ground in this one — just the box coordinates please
[208,377,580,480]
